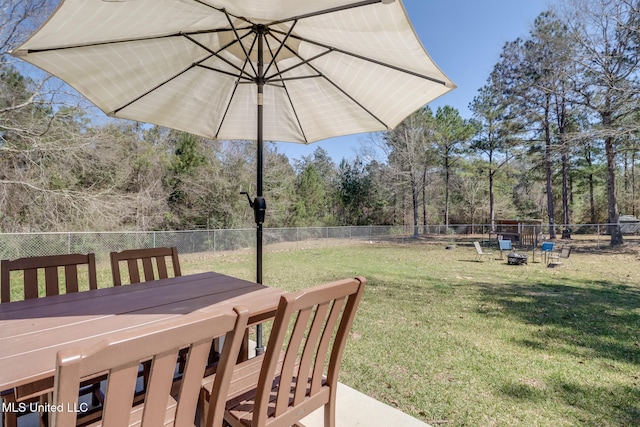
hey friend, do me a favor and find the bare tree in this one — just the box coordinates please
[469,77,521,235]
[433,106,476,228]
[493,11,578,240]
[0,0,54,57]
[386,107,434,237]
[563,0,640,245]
[1,2,166,232]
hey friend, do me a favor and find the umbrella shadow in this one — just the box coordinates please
[475,279,640,365]
[498,377,640,425]
[477,280,640,425]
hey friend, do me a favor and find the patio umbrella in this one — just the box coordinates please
[13,0,455,348]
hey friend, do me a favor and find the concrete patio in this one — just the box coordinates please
[2,382,430,426]
[302,382,431,427]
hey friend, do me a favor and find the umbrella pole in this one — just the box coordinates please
[255,25,266,356]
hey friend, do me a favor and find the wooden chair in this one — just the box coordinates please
[110,247,181,286]
[1,253,97,303]
[0,253,98,427]
[51,306,249,427]
[110,247,186,386]
[201,277,366,427]
[473,241,493,262]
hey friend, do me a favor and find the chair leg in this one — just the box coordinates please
[1,393,18,427]
[141,360,152,391]
[91,382,104,406]
[2,410,17,427]
[38,393,51,427]
[198,388,214,427]
[324,400,336,427]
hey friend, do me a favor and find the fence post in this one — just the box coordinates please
[67,233,71,254]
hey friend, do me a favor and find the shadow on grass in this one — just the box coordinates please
[476,279,640,365]
[478,279,640,424]
[499,378,640,425]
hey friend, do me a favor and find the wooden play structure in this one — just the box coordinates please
[494,219,542,247]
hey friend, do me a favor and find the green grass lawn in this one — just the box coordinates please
[6,241,640,425]
[184,241,640,426]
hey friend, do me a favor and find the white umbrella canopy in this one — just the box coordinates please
[12,0,455,144]
[13,0,455,353]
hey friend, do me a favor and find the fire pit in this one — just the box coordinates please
[507,253,528,265]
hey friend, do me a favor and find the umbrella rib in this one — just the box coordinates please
[301,57,390,129]
[264,39,309,143]
[263,20,298,78]
[270,28,449,86]
[263,33,333,81]
[261,31,388,129]
[322,73,390,129]
[182,32,255,80]
[268,34,389,129]
[111,59,207,115]
[271,75,322,82]
[14,29,233,54]
[223,8,258,78]
[215,55,255,139]
[214,81,240,139]
[266,0,383,26]
[191,0,254,26]
[195,64,253,81]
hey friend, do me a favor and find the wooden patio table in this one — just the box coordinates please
[0,271,284,402]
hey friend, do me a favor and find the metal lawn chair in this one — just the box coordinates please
[548,245,572,266]
[473,242,493,262]
[498,239,512,259]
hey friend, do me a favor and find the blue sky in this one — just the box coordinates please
[277,0,554,163]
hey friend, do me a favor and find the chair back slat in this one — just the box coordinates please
[64,264,79,294]
[141,257,155,281]
[141,349,180,426]
[52,306,249,427]
[250,277,366,426]
[127,258,141,284]
[312,297,346,395]
[0,261,9,303]
[156,256,168,279]
[275,307,313,416]
[45,266,60,296]
[294,301,330,406]
[110,247,181,286]
[173,340,210,424]
[102,364,139,427]
[23,269,39,300]
[0,253,98,303]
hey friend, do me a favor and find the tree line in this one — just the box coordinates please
[1,0,639,246]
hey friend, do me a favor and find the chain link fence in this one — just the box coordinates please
[0,223,638,263]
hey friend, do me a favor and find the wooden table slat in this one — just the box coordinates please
[0,272,283,393]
